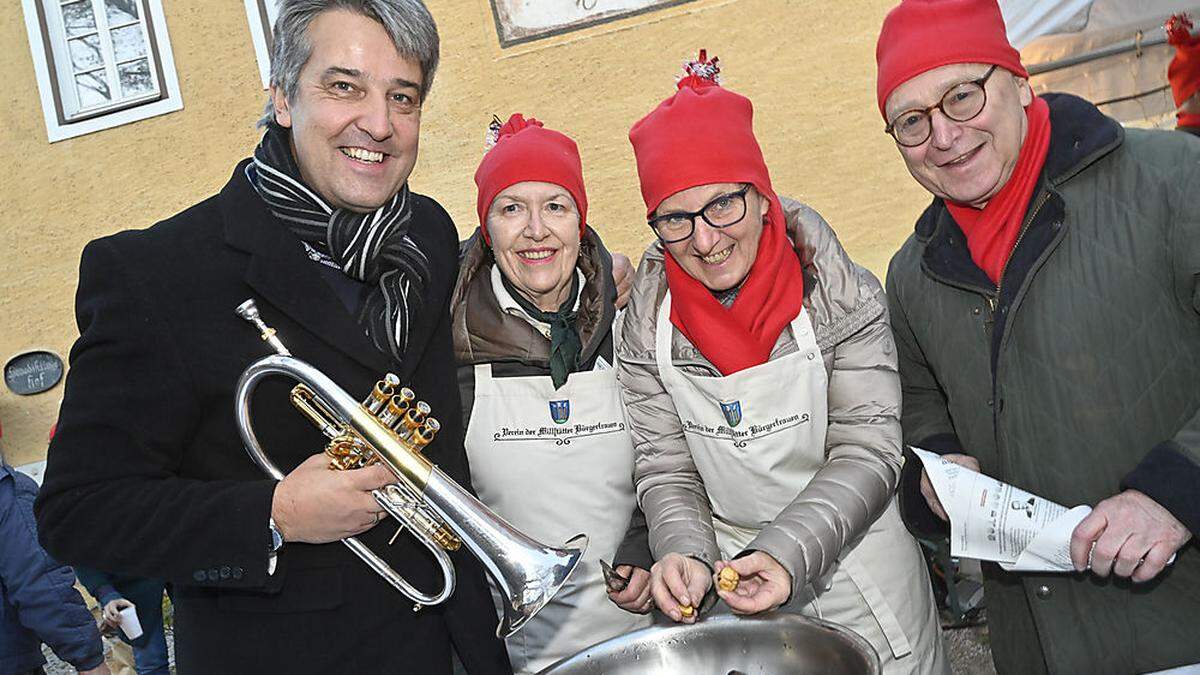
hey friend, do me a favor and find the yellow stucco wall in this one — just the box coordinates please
[0,0,931,466]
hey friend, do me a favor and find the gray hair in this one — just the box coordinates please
[258,0,440,127]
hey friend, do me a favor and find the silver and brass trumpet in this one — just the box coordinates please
[234,299,587,637]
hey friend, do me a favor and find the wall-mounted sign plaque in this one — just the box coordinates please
[490,0,696,47]
[5,351,64,396]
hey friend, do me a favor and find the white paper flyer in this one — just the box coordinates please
[911,447,1091,572]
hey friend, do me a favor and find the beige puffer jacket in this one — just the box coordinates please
[616,197,902,601]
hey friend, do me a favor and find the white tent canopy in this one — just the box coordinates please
[1000,0,1200,125]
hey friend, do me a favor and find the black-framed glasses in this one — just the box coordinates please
[648,185,752,244]
[885,65,998,147]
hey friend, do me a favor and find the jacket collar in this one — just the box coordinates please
[490,265,586,335]
[914,92,1123,244]
[221,159,390,373]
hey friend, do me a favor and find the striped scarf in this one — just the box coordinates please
[246,122,430,366]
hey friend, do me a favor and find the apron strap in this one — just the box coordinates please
[472,363,494,395]
[653,292,677,380]
[840,553,913,658]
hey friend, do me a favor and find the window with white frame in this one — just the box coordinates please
[22,0,182,142]
[52,0,161,118]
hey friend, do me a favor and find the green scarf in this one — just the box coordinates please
[501,270,582,389]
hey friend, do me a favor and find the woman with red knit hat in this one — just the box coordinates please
[618,53,946,674]
[450,114,651,673]
[879,0,1200,673]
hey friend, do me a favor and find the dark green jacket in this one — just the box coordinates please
[888,93,1200,675]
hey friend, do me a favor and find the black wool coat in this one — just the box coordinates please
[34,160,512,675]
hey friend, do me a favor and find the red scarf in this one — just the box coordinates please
[945,96,1052,285]
[1179,112,1200,129]
[664,195,805,376]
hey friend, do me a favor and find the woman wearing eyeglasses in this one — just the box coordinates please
[617,53,947,674]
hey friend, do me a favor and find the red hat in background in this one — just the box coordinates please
[628,50,779,220]
[473,113,587,245]
[876,0,1027,119]
[1167,14,1200,107]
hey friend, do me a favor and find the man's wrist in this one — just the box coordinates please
[270,480,292,543]
[1121,441,1200,535]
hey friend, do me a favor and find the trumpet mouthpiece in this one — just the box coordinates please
[236,298,290,356]
[235,299,260,321]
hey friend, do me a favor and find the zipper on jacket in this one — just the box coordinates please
[983,296,998,336]
[995,188,1051,302]
[984,189,1049,337]
[990,187,1051,483]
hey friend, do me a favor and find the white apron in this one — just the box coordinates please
[465,362,651,674]
[654,293,946,675]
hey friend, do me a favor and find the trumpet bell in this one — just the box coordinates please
[421,469,588,637]
[497,533,588,638]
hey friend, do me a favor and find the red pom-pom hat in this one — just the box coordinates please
[628,50,779,220]
[473,113,588,245]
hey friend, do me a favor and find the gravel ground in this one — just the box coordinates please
[42,627,175,674]
[945,619,997,675]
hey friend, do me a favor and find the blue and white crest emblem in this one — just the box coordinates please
[719,400,742,428]
[549,400,571,424]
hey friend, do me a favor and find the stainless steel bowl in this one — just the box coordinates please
[538,613,881,675]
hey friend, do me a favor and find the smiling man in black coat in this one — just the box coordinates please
[34,1,511,673]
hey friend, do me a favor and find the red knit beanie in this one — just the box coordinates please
[1168,14,1200,107]
[629,51,780,220]
[876,0,1028,119]
[473,113,587,245]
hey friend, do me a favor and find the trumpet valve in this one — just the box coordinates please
[364,374,400,414]
[400,401,431,438]
[378,388,416,427]
[411,418,440,451]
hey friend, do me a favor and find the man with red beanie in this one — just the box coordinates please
[1167,13,1200,136]
[618,52,946,674]
[878,1,1200,673]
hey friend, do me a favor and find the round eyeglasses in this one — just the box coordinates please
[648,185,751,244]
[885,65,998,147]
